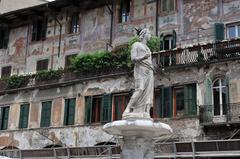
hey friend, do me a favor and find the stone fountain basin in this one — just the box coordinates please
[103,119,172,138]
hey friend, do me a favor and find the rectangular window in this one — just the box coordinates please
[65,54,77,69]
[64,98,76,125]
[173,87,185,117]
[160,0,176,13]
[154,84,197,118]
[36,59,49,72]
[40,101,52,127]
[70,13,80,33]
[227,23,240,39]
[0,28,9,49]
[1,66,11,78]
[119,0,130,23]
[32,17,48,41]
[113,93,130,121]
[85,94,112,124]
[91,97,102,123]
[0,106,10,130]
[19,104,29,129]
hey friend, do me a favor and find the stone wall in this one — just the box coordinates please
[0,0,240,149]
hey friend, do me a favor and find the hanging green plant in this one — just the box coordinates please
[35,69,62,82]
[5,74,32,89]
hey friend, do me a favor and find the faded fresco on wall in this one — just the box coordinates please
[82,7,110,52]
[8,26,28,64]
[183,0,218,34]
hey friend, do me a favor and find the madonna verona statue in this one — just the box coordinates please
[122,28,154,119]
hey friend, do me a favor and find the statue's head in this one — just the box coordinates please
[136,28,151,42]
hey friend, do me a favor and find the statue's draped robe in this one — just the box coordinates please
[124,42,154,114]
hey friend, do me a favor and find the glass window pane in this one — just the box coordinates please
[238,25,240,37]
[213,79,220,87]
[169,0,175,11]
[222,87,227,115]
[162,0,167,12]
[176,88,184,116]
[213,88,220,116]
[228,26,236,38]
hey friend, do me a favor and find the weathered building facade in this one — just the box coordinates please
[0,0,240,157]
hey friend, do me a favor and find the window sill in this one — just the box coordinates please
[159,10,177,17]
[29,39,46,45]
[153,115,198,121]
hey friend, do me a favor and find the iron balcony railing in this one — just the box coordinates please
[153,39,240,68]
[199,103,240,125]
[2,139,240,158]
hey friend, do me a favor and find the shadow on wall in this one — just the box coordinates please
[95,142,117,146]
[43,144,63,148]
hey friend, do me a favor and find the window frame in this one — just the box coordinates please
[19,103,30,129]
[227,23,240,39]
[0,106,10,130]
[112,93,130,121]
[154,84,197,119]
[212,78,227,116]
[31,17,48,42]
[91,96,102,123]
[119,0,131,23]
[64,98,76,126]
[36,59,49,72]
[160,0,176,13]
[1,66,11,78]
[40,101,52,128]
[69,13,80,34]
[84,94,112,125]
[0,28,9,49]
[173,86,185,117]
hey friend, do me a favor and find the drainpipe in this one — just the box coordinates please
[55,17,62,58]
[155,0,159,36]
[107,0,114,50]
[25,24,30,74]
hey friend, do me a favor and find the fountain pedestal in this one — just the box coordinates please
[103,118,172,159]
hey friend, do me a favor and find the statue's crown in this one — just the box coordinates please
[135,28,143,36]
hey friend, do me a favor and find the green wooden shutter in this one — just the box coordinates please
[101,94,112,123]
[204,78,213,122]
[184,84,197,116]
[0,107,3,130]
[41,101,52,127]
[19,104,29,128]
[214,23,224,41]
[172,30,177,49]
[85,96,92,124]
[154,90,162,118]
[2,107,9,130]
[114,96,122,120]
[161,87,173,118]
[223,77,229,116]
[64,99,69,125]
[160,33,164,51]
[67,98,76,125]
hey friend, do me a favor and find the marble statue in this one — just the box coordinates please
[123,28,154,119]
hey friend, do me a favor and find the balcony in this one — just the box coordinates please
[199,103,240,126]
[0,68,132,95]
[153,39,240,69]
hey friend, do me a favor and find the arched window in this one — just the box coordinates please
[212,78,228,116]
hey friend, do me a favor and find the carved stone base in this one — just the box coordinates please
[103,119,172,159]
[122,112,151,120]
[121,136,154,159]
